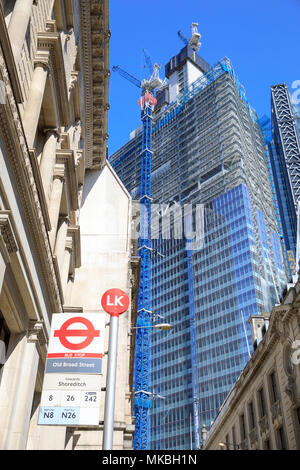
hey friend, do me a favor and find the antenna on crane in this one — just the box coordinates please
[141,62,164,92]
[113,50,165,94]
[177,22,202,52]
[142,49,165,92]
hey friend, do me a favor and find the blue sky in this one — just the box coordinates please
[107,0,300,156]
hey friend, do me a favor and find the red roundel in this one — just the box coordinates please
[54,316,100,350]
[101,288,129,316]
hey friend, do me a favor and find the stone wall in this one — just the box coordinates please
[0,0,136,451]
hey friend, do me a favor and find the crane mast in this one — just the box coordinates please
[112,60,162,450]
[113,24,201,448]
[134,89,156,450]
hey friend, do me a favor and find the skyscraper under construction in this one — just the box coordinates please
[110,27,288,449]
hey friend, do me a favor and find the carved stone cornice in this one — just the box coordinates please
[65,235,73,253]
[0,210,18,255]
[79,0,109,169]
[76,149,85,185]
[268,304,291,342]
[249,427,258,447]
[285,375,298,405]
[270,400,283,428]
[258,415,270,440]
[67,225,81,269]
[27,319,48,360]
[56,149,79,211]
[45,20,57,33]
[43,127,61,140]
[53,163,66,182]
[66,27,74,41]
[69,71,79,91]
[0,42,63,313]
[37,32,70,126]
[27,319,48,346]
[34,60,50,73]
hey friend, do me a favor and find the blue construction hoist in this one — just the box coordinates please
[112,56,164,450]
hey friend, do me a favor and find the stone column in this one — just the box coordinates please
[0,333,26,448]
[7,0,34,65]
[22,62,49,149]
[39,129,60,203]
[0,321,46,449]
[54,216,69,276]
[48,172,65,251]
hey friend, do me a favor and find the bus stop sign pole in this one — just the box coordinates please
[101,289,129,450]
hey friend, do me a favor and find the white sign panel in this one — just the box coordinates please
[38,312,106,427]
[42,373,102,391]
[46,312,105,374]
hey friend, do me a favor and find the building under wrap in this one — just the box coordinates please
[110,46,288,449]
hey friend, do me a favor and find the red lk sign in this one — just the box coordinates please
[101,288,129,317]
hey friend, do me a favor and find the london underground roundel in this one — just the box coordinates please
[101,288,130,316]
[54,316,100,350]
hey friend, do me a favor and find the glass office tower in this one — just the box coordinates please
[260,85,300,276]
[110,48,288,449]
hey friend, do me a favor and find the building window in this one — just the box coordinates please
[0,311,10,383]
[297,406,300,427]
[269,371,278,403]
[283,342,294,377]
[232,425,236,448]
[263,439,271,450]
[296,406,300,441]
[258,387,266,417]
[248,401,256,429]
[240,413,246,440]
[277,427,287,450]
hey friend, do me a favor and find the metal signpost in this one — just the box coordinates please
[101,288,130,450]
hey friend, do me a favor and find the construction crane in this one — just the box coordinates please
[142,48,154,75]
[177,22,201,51]
[112,58,164,450]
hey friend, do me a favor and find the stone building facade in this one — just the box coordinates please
[203,276,300,450]
[0,0,137,450]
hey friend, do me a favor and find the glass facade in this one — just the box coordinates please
[110,56,288,449]
[266,84,300,276]
[191,186,257,431]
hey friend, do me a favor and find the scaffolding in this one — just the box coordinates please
[153,57,257,134]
